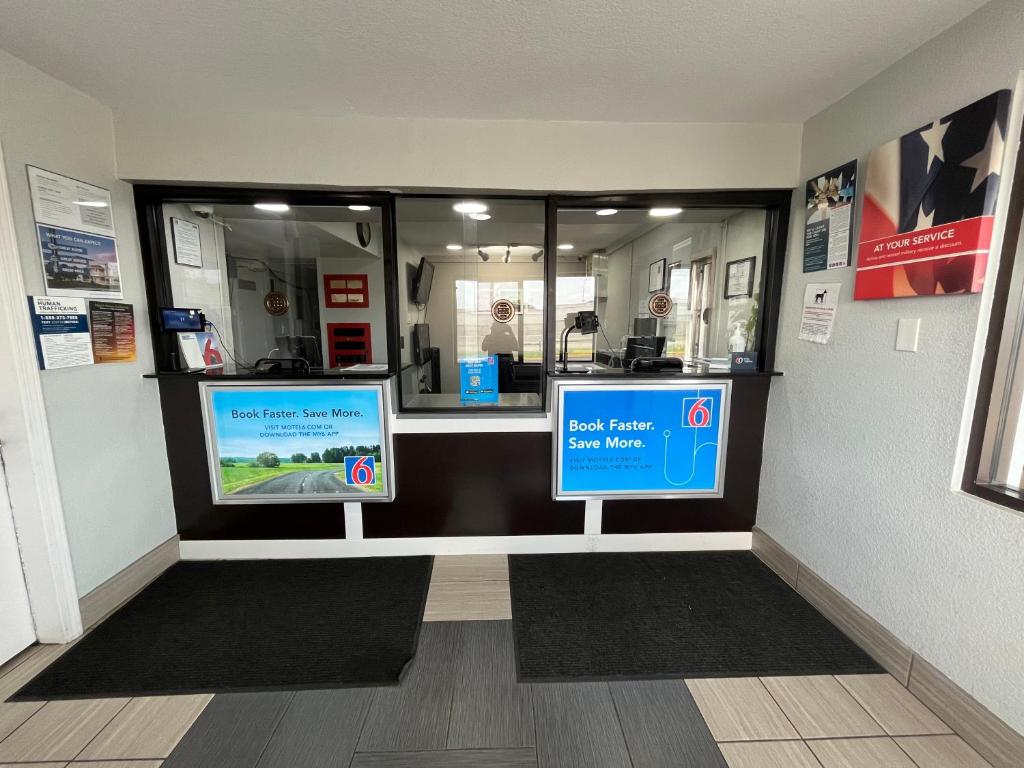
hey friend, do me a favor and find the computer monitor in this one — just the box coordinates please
[624,335,666,364]
[633,316,658,336]
[412,323,431,365]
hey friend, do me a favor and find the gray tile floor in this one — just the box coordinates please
[0,555,992,767]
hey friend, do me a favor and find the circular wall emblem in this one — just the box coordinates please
[490,298,517,323]
[648,291,673,318]
[264,291,290,316]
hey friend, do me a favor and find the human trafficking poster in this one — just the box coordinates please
[201,384,391,503]
[554,382,730,499]
[854,90,1011,300]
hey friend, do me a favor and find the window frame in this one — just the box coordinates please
[133,185,398,377]
[544,191,792,375]
[962,130,1024,515]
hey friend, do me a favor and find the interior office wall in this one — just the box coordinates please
[0,49,175,596]
[316,249,388,365]
[711,210,766,358]
[113,113,802,191]
[162,204,234,355]
[758,0,1024,734]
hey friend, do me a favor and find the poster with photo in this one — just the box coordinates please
[200,384,392,503]
[36,225,122,299]
[804,160,857,272]
[854,90,1011,300]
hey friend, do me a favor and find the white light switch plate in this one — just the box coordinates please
[896,318,920,352]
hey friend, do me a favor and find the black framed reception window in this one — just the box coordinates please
[545,192,791,375]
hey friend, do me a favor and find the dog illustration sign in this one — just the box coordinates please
[799,282,840,345]
[553,380,730,499]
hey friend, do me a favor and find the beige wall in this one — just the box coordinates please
[113,111,801,192]
[0,49,175,596]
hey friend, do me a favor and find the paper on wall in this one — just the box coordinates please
[798,283,840,344]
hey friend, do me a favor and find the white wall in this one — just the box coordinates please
[0,49,175,596]
[113,112,802,191]
[758,0,1024,734]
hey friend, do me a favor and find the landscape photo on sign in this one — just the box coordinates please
[854,89,1011,299]
[209,388,384,496]
[37,225,122,299]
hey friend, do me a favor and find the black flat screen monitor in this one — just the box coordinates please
[412,323,431,365]
[159,307,205,332]
[412,258,435,305]
[624,335,666,364]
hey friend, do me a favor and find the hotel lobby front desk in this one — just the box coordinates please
[154,370,776,554]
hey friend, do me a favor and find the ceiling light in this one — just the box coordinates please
[504,245,512,264]
[72,200,109,208]
[469,212,491,221]
[650,207,683,217]
[445,244,462,250]
[348,204,371,211]
[531,249,544,262]
[558,243,574,250]
[478,249,489,262]
[454,201,488,214]
[254,203,290,212]
[596,208,618,216]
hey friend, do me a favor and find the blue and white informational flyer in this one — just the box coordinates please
[554,381,730,499]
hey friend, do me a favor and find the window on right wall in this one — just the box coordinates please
[965,135,1024,511]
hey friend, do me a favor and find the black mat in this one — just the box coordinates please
[509,551,882,681]
[11,557,433,700]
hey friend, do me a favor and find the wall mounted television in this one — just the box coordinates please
[412,257,434,305]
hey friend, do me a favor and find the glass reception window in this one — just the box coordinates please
[161,202,387,371]
[552,206,767,372]
[395,197,546,409]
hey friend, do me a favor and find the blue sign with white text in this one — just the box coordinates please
[556,383,729,498]
[459,356,499,403]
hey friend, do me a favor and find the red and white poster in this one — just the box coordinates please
[854,90,1011,300]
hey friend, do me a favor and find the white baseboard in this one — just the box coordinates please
[179,531,752,560]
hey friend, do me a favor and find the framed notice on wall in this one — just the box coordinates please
[171,217,202,267]
[804,160,857,272]
[199,382,393,503]
[552,380,730,500]
[854,90,1011,299]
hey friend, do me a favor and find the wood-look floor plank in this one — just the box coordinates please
[895,735,993,767]
[423,581,512,621]
[0,644,73,701]
[836,674,951,736]
[256,688,372,768]
[532,683,631,768]
[761,675,885,739]
[718,740,822,768]
[432,555,509,582]
[808,737,916,767]
[357,621,463,752]
[686,677,799,741]
[0,700,45,741]
[351,747,536,767]
[77,694,212,759]
[73,762,163,767]
[448,621,533,749]
[610,679,727,767]
[0,763,66,768]
[161,692,292,768]
[0,698,128,762]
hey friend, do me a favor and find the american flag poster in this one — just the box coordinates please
[854,90,1011,300]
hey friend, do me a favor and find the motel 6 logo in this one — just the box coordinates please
[344,455,376,486]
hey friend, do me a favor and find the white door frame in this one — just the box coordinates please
[0,139,83,643]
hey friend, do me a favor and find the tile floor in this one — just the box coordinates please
[0,555,994,767]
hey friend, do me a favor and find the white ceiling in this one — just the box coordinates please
[0,0,987,123]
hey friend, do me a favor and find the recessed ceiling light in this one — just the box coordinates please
[445,243,461,250]
[454,201,488,214]
[558,243,574,250]
[348,204,371,211]
[72,200,109,208]
[254,203,290,212]
[469,212,491,221]
[596,208,618,216]
[650,207,683,217]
